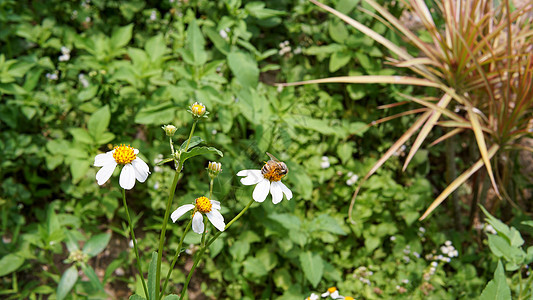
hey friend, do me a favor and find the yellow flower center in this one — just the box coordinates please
[113,145,136,165]
[327,287,337,293]
[345,297,354,300]
[262,162,284,182]
[191,103,206,116]
[195,196,212,213]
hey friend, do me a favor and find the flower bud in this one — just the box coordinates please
[162,124,177,136]
[207,161,222,178]
[189,102,207,118]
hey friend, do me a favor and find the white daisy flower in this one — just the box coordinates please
[170,196,225,234]
[321,286,342,299]
[94,144,150,190]
[305,293,319,300]
[237,165,292,204]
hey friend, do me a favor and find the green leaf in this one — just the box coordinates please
[268,213,301,231]
[135,102,176,125]
[180,136,204,151]
[111,24,133,49]
[145,34,167,62]
[0,253,25,277]
[78,86,99,101]
[70,159,91,183]
[88,105,111,138]
[329,51,351,72]
[179,146,223,163]
[69,128,94,144]
[83,233,111,257]
[57,265,78,300]
[204,27,229,55]
[329,20,349,44]
[479,260,511,300]
[230,240,250,261]
[163,295,179,300]
[95,132,116,145]
[81,264,104,291]
[186,19,207,66]
[312,214,347,235]
[243,257,268,277]
[245,2,286,19]
[299,252,323,288]
[227,51,259,89]
[147,252,157,300]
[129,295,147,300]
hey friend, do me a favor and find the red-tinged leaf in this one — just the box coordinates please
[403,94,452,171]
[419,144,499,220]
[279,75,441,88]
[429,128,465,147]
[467,106,500,196]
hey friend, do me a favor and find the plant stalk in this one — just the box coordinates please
[159,218,192,299]
[122,189,149,299]
[178,198,255,300]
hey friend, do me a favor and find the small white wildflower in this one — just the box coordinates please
[419,227,426,233]
[402,279,409,284]
[212,129,217,135]
[85,16,91,23]
[440,246,450,254]
[320,156,330,169]
[445,240,452,246]
[413,252,420,258]
[219,28,229,39]
[403,256,410,263]
[78,73,89,87]
[294,46,302,54]
[46,73,59,80]
[431,261,438,267]
[115,267,125,276]
[129,240,134,248]
[390,236,396,241]
[150,10,157,21]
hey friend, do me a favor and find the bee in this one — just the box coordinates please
[261,152,289,181]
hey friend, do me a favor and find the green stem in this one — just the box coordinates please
[200,215,208,248]
[209,179,214,200]
[155,170,181,300]
[159,219,192,299]
[178,198,255,300]
[184,121,197,152]
[122,189,149,299]
[156,121,198,299]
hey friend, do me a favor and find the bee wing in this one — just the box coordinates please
[266,152,280,162]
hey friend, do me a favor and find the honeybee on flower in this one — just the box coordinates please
[237,152,292,204]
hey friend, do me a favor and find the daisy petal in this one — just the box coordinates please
[252,179,270,202]
[192,213,204,234]
[170,204,195,222]
[133,148,139,155]
[279,181,293,200]
[132,158,150,183]
[239,170,263,185]
[94,151,114,167]
[119,164,136,190]
[95,161,117,185]
[206,210,225,232]
[210,200,221,210]
[270,181,283,204]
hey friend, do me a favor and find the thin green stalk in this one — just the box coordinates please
[178,198,255,300]
[122,189,149,299]
[155,169,181,300]
[184,121,198,152]
[156,121,198,299]
[208,179,214,200]
[159,219,192,299]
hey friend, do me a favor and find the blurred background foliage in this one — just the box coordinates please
[0,0,532,299]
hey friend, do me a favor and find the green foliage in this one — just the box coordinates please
[0,0,528,299]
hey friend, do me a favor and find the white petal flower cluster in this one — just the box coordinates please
[94,145,150,190]
[171,196,225,234]
[237,169,292,204]
[321,156,330,169]
[59,46,71,62]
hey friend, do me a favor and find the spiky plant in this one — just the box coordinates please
[281,0,533,221]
